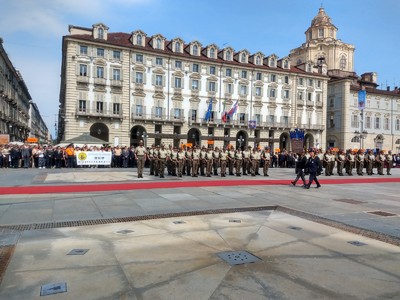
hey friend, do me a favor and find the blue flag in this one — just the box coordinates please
[204,98,213,121]
[358,90,366,110]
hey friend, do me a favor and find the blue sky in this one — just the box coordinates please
[1,0,400,136]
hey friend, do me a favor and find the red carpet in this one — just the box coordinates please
[1,177,399,195]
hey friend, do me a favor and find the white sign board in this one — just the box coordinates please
[76,151,112,166]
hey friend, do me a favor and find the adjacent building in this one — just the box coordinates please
[0,38,49,144]
[58,23,328,150]
[290,8,400,152]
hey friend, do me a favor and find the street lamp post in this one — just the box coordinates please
[237,135,244,150]
[142,132,148,147]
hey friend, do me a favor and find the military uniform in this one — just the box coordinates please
[376,151,385,175]
[158,146,168,178]
[199,147,207,176]
[191,147,201,177]
[212,147,219,175]
[234,149,243,176]
[336,151,345,176]
[219,149,228,177]
[135,143,147,178]
[385,151,393,175]
[227,148,235,175]
[365,150,375,175]
[242,147,251,175]
[250,149,260,176]
[346,150,355,175]
[185,147,192,176]
[166,146,172,175]
[205,149,213,177]
[262,148,271,176]
[356,151,365,175]
[170,148,179,176]
[177,149,186,177]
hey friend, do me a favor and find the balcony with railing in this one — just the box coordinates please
[131,110,186,123]
[77,76,89,83]
[110,80,122,87]
[94,78,106,85]
[76,107,123,119]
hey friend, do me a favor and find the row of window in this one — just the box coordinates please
[351,115,400,130]
[352,98,397,110]
[133,33,281,67]
[136,54,322,87]
[131,104,291,124]
[78,100,121,115]
[79,45,121,60]
[77,45,322,87]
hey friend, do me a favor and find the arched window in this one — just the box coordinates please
[137,34,142,45]
[340,56,347,70]
[193,44,198,55]
[226,50,231,60]
[270,57,275,67]
[255,56,261,65]
[318,28,324,37]
[351,136,360,143]
[284,60,289,68]
[98,28,104,39]
[241,53,246,63]
[296,59,302,65]
[156,38,162,49]
[175,42,180,52]
[210,48,215,58]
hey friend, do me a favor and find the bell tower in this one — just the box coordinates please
[290,7,355,75]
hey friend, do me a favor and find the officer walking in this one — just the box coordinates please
[305,148,321,189]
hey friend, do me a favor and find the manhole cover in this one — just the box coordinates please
[116,230,134,234]
[40,282,67,296]
[348,241,367,246]
[334,199,366,204]
[288,226,302,230]
[229,219,241,223]
[173,221,186,224]
[67,249,89,255]
[367,211,397,217]
[217,251,261,266]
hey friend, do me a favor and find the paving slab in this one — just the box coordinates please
[1,211,400,300]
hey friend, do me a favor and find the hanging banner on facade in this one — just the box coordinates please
[0,134,10,145]
[289,129,305,153]
[76,151,112,166]
[248,120,256,129]
[358,90,366,110]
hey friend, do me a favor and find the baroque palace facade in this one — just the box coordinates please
[290,8,400,152]
[58,20,328,150]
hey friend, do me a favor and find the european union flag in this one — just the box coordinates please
[204,98,213,121]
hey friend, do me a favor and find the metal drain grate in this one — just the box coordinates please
[0,206,277,232]
[116,229,134,234]
[40,282,67,296]
[334,199,366,205]
[348,241,367,246]
[173,221,186,224]
[67,249,89,255]
[217,251,261,266]
[367,211,397,217]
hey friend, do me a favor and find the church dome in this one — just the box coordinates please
[311,8,334,27]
